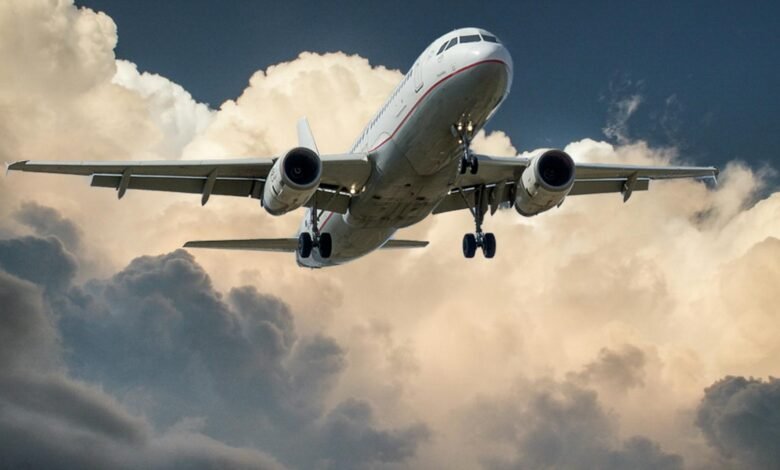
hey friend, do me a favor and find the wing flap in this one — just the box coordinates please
[91,174,261,198]
[575,163,718,180]
[569,178,649,196]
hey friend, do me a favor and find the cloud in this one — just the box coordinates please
[0,235,427,468]
[570,344,647,391]
[14,201,83,252]
[113,60,214,158]
[464,378,683,470]
[0,257,286,469]
[0,236,77,291]
[603,94,643,143]
[696,376,780,469]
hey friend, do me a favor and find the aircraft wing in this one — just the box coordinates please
[434,154,719,214]
[6,153,371,214]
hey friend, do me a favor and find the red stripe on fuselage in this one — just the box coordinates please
[367,58,508,153]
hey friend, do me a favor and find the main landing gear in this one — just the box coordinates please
[460,185,496,259]
[298,207,332,259]
[452,121,478,175]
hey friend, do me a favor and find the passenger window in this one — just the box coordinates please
[459,34,481,43]
[445,37,458,51]
[437,41,448,55]
[481,34,498,43]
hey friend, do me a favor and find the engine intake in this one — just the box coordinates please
[263,147,322,215]
[515,149,575,216]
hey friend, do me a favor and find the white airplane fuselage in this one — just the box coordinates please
[298,28,513,268]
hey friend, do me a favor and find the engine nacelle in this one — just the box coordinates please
[515,149,575,216]
[262,147,322,215]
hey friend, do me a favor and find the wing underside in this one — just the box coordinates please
[433,155,718,215]
[7,153,371,214]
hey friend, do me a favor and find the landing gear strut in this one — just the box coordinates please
[459,185,496,259]
[298,207,332,259]
[452,121,478,175]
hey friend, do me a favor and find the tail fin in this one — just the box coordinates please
[297,117,319,154]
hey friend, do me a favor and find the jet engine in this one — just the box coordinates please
[262,147,322,215]
[515,149,575,216]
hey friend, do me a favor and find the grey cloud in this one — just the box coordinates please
[315,398,431,470]
[43,247,425,468]
[468,379,682,470]
[696,376,780,469]
[570,344,647,391]
[15,201,82,251]
[0,258,285,470]
[0,269,59,371]
[0,373,149,445]
[0,236,77,291]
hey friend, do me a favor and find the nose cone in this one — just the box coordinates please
[452,39,513,91]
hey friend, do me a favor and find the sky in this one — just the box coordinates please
[78,0,780,171]
[1,1,779,469]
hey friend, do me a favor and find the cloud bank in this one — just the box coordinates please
[1,1,779,468]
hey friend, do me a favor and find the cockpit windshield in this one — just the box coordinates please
[436,33,500,55]
[459,34,481,43]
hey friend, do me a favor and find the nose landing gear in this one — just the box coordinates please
[298,207,332,259]
[459,185,496,259]
[452,121,479,175]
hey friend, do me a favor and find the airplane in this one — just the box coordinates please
[7,27,718,268]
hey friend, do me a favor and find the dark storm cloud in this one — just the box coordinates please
[0,258,284,469]
[0,236,77,291]
[467,379,683,470]
[696,376,780,469]
[570,344,647,391]
[0,270,59,371]
[0,238,428,468]
[315,398,431,470]
[15,201,82,251]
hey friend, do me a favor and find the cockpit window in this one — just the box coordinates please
[437,41,448,55]
[459,34,481,43]
[481,34,499,43]
[445,37,458,51]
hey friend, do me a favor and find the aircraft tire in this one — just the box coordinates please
[298,232,313,258]
[319,233,333,258]
[463,233,477,258]
[483,232,496,258]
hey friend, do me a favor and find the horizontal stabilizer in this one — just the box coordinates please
[183,238,429,252]
[184,238,298,252]
[381,239,429,249]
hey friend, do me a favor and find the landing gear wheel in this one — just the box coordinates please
[469,158,479,175]
[318,232,332,259]
[482,232,496,258]
[463,233,477,258]
[459,157,468,175]
[298,232,313,258]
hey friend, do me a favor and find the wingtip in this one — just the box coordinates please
[5,160,27,175]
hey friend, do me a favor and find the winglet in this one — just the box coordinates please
[5,160,27,176]
[297,117,319,154]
